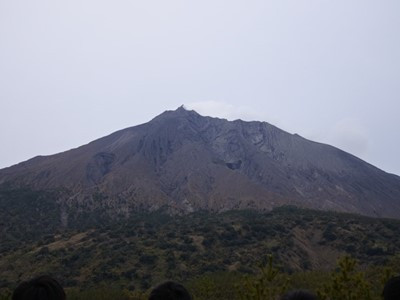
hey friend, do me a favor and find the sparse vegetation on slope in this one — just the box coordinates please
[1,187,400,299]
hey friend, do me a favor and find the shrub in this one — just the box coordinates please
[237,255,289,300]
[317,256,373,300]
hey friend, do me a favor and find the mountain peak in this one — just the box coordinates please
[173,105,198,115]
[152,105,201,122]
[177,104,187,111]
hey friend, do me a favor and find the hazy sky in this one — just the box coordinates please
[1,0,399,175]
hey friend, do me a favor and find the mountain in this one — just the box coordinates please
[1,106,400,218]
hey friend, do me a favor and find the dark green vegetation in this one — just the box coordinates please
[1,188,400,299]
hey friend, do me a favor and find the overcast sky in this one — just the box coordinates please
[1,0,399,175]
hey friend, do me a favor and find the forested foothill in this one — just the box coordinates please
[1,188,400,299]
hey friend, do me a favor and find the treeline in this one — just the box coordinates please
[1,205,400,291]
[1,255,398,299]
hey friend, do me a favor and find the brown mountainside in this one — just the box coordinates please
[1,106,400,218]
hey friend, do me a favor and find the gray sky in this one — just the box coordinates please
[1,0,399,175]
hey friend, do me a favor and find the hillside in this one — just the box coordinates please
[1,205,399,292]
[1,107,400,218]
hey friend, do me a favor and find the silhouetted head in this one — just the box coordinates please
[149,281,192,300]
[383,275,400,300]
[12,275,65,300]
[281,290,317,300]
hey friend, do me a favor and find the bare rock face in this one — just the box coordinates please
[1,106,400,218]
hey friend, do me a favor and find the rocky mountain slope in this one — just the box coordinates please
[1,106,400,218]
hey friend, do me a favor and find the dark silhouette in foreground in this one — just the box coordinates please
[149,281,192,300]
[383,275,400,300]
[12,275,65,300]
[281,289,318,300]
